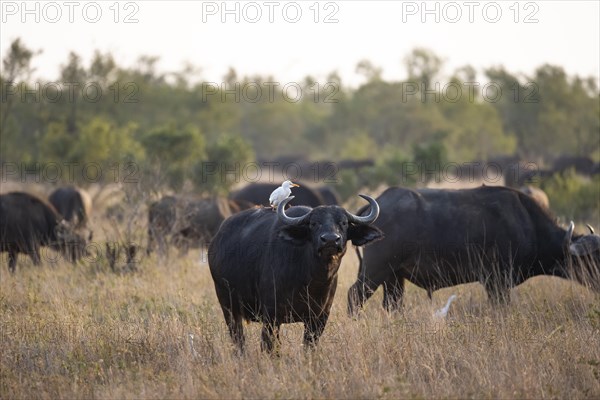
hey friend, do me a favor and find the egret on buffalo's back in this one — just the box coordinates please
[269,180,300,209]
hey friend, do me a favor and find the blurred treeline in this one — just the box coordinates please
[1,39,599,195]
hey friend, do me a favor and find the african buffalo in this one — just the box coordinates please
[347,186,600,314]
[552,155,595,176]
[48,186,92,229]
[147,196,254,256]
[503,162,554,187]
[1,192,89,272]
[231,182,326,208]
[209,195,382,353]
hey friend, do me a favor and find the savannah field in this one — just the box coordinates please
[3,7,600,398]
[1,186,599,400]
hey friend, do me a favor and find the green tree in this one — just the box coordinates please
[404,48,443,89]
[356,59,383,83]
[194,134,255,195]
[141,124,205,190]
[485,66,540,158]
[0,38,39,160]
[60,52,87,134]
[338,132,377,159]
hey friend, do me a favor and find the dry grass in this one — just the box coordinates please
[1,243,599,400]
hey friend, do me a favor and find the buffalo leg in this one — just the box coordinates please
[146,229,155,256]
[106,243,119,272]
[8,250,17,273]
[303,314,329,348]
[30,246,41,266]
[382,275,405,312]
[149,229,169,258]
[215,284,245,352]
[261,322,281,354]
[347,279,378,316]
[223,308,245,353]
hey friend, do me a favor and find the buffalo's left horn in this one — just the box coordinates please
[564,221,575,250]
[277,196,310,225]
[586,224,595,235]
[346,194,380,224]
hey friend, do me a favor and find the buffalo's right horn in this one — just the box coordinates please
[346,194,380,224]
[277,196,310,226]
[586,224,595,235]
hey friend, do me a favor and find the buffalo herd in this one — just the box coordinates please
[1,180,599,353]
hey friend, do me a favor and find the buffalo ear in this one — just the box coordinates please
[348,224,383,246]
[278,226,309,244]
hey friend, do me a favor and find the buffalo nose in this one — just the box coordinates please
[320,233,341,245]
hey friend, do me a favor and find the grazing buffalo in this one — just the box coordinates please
[337,159,375,170]
[48,186,93,229]
[147,196,254,255]
[519,185,550,209]
[552,155,595,176]
[209,195,382,353]
[347,186,600,314]
[1,192,89,272]
[231,182,326,208]
[503,162,554,187]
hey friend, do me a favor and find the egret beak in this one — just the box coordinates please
[292,183,300,187]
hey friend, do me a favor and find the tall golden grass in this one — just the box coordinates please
[1,244,599,399]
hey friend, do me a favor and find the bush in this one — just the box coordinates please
[192,134,255,195]
[541,169,600,223]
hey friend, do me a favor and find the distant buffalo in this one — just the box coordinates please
[147,196,254,256]
[503,162,554,187]
[552,155,595,176]
[348,186,600,314]
[317,186,341,205]
[209,195,382,353]
[1,192,89,272]
[337,159,375,170]
[48,186,92,229]
[231,182,326,208]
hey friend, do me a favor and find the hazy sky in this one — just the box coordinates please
[1,0,599,86]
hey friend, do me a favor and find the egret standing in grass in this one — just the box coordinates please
[269,180,300,209]
[433,294,457,320]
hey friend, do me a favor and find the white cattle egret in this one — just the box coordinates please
[188,333,198,357]
[433,294,457,319]
[269,180,300,209]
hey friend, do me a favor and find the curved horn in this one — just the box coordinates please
[563,221,575,250]
[346,194,380,224]
[277,196,310,226]
[586,224,595,235]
